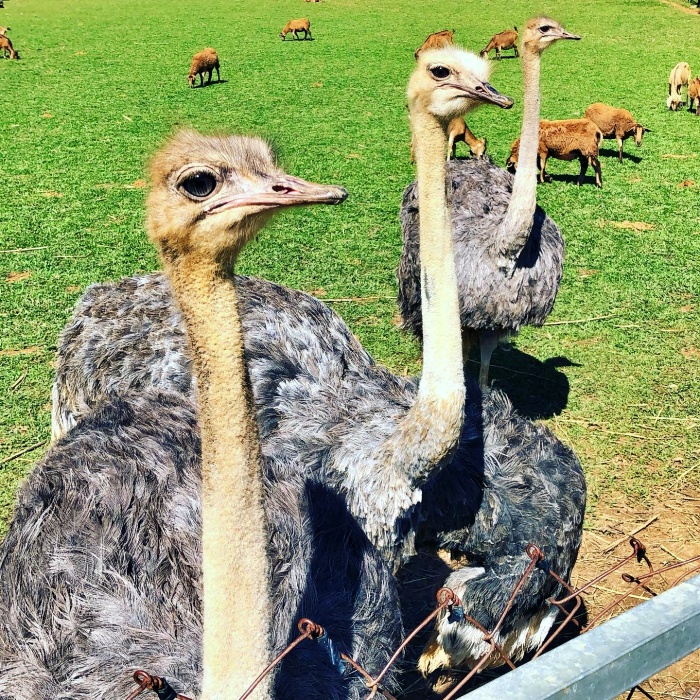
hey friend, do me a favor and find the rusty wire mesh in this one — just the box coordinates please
[127,538,700,700]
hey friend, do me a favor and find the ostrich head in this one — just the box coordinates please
[521,17,580,54]
[146,130,347,263]
[407,47,514,125]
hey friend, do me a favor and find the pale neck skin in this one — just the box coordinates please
[493,42,540,272]
[378,108,465,490]
[160,248,272,700]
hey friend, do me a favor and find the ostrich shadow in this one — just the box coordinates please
[466,348,578,420]
[599,147,643,163]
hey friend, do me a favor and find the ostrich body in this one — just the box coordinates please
[0,132,405,699]
[397,19,581,388]
[49,52,585,676]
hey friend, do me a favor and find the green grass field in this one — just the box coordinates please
[0,0,698,543]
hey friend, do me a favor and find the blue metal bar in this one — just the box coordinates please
[458,573,700,700]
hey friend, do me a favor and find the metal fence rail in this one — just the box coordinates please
[457,573,700,700]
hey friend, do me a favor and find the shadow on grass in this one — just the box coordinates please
[599,147,643,164]
[542,172,601,188]
[467,347,579,420]
[191,79,228,89]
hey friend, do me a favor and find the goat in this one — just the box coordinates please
[688,77,700,115]
[187,48,220,88]
[584,102,650,163]
[280,18,312,40]
[667,62,691,111]
[414,29,454,59]
[0,35,18,59]
[480,27,518,60]
[507,118,603,188]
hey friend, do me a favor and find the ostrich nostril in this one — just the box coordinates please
[272,185,292,194]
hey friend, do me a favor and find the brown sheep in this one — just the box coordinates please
[447,117,486,159]
[0,34,18,60]
[187,48,220,88]
[414,29,454,59]
[506,118,603,188]
[688,77,700,115]
[584,102,650,163]
[480,27,518,60]
[667,61,691,111]
[280,18,312,40]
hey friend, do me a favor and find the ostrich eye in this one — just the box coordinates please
[539,25,552,33]
[429,65,450,79]
[178,170,219,199]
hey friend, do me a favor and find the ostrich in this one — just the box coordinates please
[0,132,405,699]
[397,18,581,388]
[51,51,584,677]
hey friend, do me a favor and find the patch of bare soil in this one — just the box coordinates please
[576,486,700,699]
[657,0,700,15]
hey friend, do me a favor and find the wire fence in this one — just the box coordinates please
[126,538,700,700]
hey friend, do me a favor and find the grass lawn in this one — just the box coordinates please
[0,0,699,691]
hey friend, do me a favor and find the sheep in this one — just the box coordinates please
[506,118,603,188]
[0,35,18,60]
[414,29,454,59]
[447,117,486,159]
[667,61,691,111]
[584,102,650,163]
[187,48,220,88]
[688,77,700,115]
[280,18,312,40]
[480,27,518,60]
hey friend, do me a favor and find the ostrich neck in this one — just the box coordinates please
[495,46,541,270]
[380,111,465,489]
[161,250,271,700]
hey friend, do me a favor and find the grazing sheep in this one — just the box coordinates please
[414,29,454,59]
[584,102,650,163]
[0,34,17,59]
[447,117,486,159]
[187,48,220,88]
[688,77,700,115]
[507,118,603,188]
[280,18,312,40]
[480,27,518,60]
[667,61,691,110]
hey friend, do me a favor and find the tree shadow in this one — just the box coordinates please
[599,147,643,163]
[466,347,579,420]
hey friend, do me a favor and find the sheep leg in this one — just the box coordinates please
[199,72,204,87]
[447,132,456,161]
[478,330,499,389]
[617,136,624,163]
[215,64,220,82]
[539,151,549,183]
[207,69,212,84]
[307,29,313,39]
[514,46,519,57]
[591,156,602,188]
[577,156,588,186]
[496,47,502,60]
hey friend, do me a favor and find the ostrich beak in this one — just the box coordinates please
[558,30,581,40]
[205,176,348,214]
[466,81,514,109]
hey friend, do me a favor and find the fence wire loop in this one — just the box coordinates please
[126,671,191,700]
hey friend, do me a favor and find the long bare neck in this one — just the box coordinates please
[494,44,540,272]
[380,110,465,489]
[162,250,271,700]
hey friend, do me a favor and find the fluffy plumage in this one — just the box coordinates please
[397,158,564,337]
[0,388,403,699]
[51,272,585,671]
